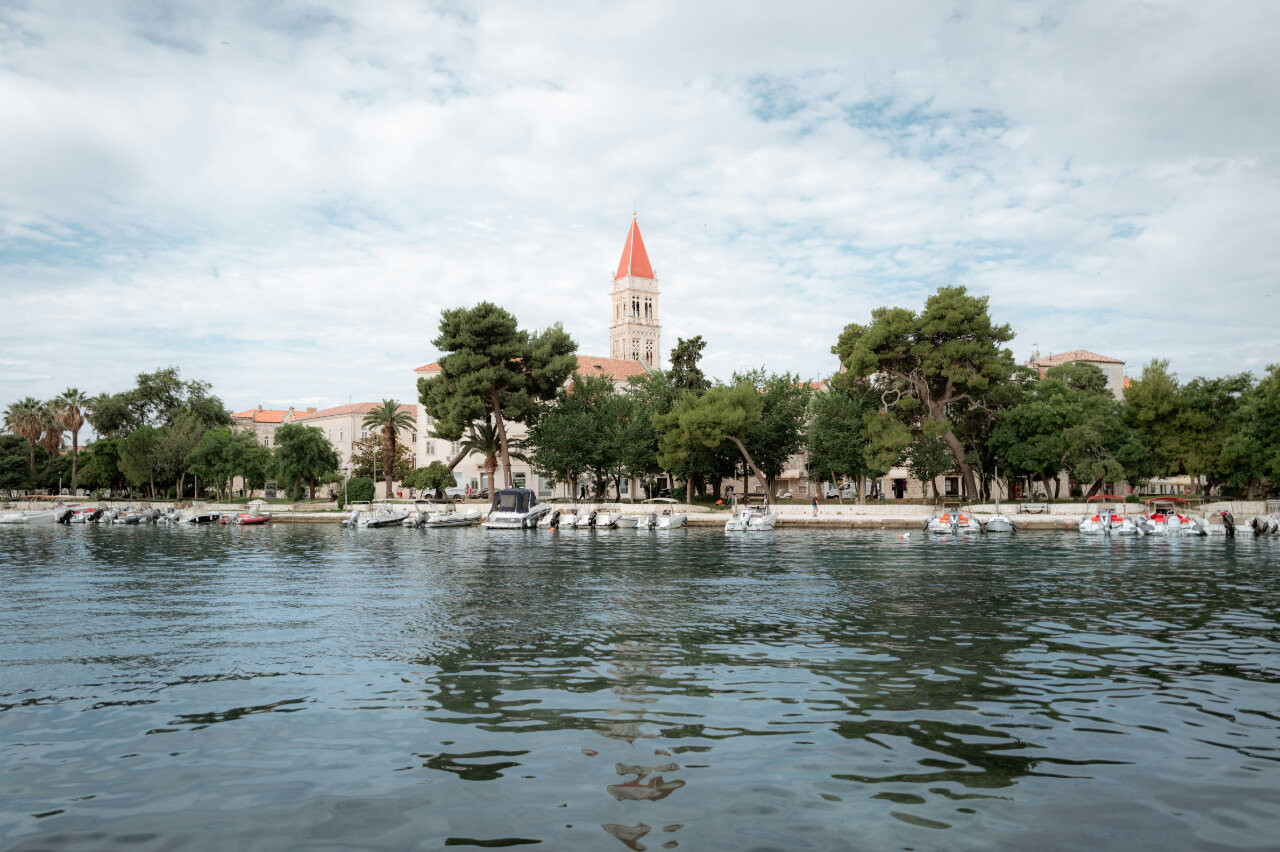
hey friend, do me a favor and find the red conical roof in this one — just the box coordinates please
[615,216,654,281]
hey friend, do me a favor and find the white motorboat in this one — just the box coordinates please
[482,488,551,530]
[725,505,779,532]
[230,500,272,526]
[402,499,440,527]
[184,501,223,524]
[644,498,687,529]
[1078,495,1139,535]
[67,506,104,524]
[0,504,69,524]
[983,467,1016,532]
[360,499,413,528]
[574,508,597,528]
[614,514,640,529]
[425,501,481,528]
[925,503,983,534]
[1137,498,1206,536]
[593,505,622,529]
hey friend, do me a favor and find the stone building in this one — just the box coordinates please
[609,214,661,368]
[1027,349,1126,399]
[229,406,315,447]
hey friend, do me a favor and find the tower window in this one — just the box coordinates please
[632,338,640,361]
[645,340,654,365]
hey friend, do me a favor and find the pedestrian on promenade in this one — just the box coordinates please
[812,496,818,517]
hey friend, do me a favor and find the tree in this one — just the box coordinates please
[270,424,339,500]
[3,397,44,485]
[349,434,415,483]
[54,388,90,493]
[78,436,125,494]
[120,426,161,497]
[38,402,64,466]
[419,302,577,488]
[188,428,256,501]
[668,336,711,393]
[835,286,1017,499]
[906,432,954,500]
[456,418,527,493]
[155,412,205,500]
[87,392,133,436]
[993,363,1146,499]
[527,374,612,499]
[361,400,415,497]
[733,369,812,496]
[656,384,772,489]
[1176,373,1254,496]
[805,382,874,503]
[1123,359,1184,477]
[404,462,457,497]
[0,434,31,491]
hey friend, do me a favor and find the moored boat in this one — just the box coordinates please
[644,498,687,529]
[925,502,983,534]
[482,488,551,530]
[725,505,778,532]
[1137,498,1206,536]
[1078,495,1139,536]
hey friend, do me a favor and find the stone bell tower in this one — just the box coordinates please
[609,214,661,368]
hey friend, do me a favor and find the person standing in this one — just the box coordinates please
[812,496,818,517]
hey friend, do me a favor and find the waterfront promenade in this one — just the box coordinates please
[19,498,1265,531]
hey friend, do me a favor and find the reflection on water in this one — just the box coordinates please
[1,524,1278,850]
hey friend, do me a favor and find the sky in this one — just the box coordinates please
[2,0,1279,414]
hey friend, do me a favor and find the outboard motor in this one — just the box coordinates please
[949,514,960,534]
[587,509,597,528]
[646,512,657,530]
[548,510,560,530]
[342,506,361,527]
[146,508,161,523]
[55,507,73,524]
[1220,511,1235,537]
[167,510,181,523]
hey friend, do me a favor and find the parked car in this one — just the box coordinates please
[825,485,857,499]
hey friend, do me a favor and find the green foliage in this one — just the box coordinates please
[733,369,812,489]
[187,428,271,500]
[806,383,875,494]
[906,434,954,499]
[656,383,773,488]
[834,285,1016,497]
[268,423,339,500]
[403,461,457,496]
[993,367,1147,498]
[1123,359,1184,476]
[345,476,375,503]
[418,302,577,487]
[0,434,30,490]
[863,411,912,477]
[349,435,415,482]
[527,373,614,495]
[78,436,124,493]
[1046,362,1110,396]
[119,425,161,495]
[668,336,711,393]
[362,399,415,494]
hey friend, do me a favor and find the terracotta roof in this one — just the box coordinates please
[296,403,418,421]
[231,407,292,424]
[615,216,654,281]
[575,355,650,380]
[413,363,440,373]
[1030,349,1124,366]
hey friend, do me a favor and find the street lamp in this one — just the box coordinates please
[342,465,349,505]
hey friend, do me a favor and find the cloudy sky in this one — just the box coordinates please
[2,0,1278,413]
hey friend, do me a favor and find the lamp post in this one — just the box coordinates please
[342,465,349,505]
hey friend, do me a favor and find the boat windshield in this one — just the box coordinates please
[493,490,533,513]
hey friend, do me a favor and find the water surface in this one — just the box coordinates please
[2,525,1278,850]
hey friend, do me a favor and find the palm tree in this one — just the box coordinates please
[54,388,90,493]
[361,399,415,498]
[458,418,527,495]
[3,397,44,485]
[39,401,64,462]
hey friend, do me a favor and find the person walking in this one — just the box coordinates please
[812,496,818,517]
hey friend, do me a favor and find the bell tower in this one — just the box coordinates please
[609,214,660,368]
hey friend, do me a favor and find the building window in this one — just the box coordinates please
[424,441,435,455]
[644,340,654,366]
[538,476,553,497]
[411,430,417,443]
[328,429,332,440]
[644,297,652,320]
[621,478,630,496]
[451,441,462,456]
[632,338,640,361]
[263,435,270,447]
[513,472,526,489]
[361,427,368,439]
[339,429,343,443]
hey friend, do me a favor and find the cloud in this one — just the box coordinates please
[1,0,1278,412]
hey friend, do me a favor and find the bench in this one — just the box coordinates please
[1018,502,1050,514]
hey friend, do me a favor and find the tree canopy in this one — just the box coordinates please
[419,302,577,488]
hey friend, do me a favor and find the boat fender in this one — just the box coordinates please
[899,532,910,539]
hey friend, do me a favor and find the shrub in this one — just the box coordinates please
[345,476,375,503]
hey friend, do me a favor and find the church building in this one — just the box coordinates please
[409,216,663,498]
